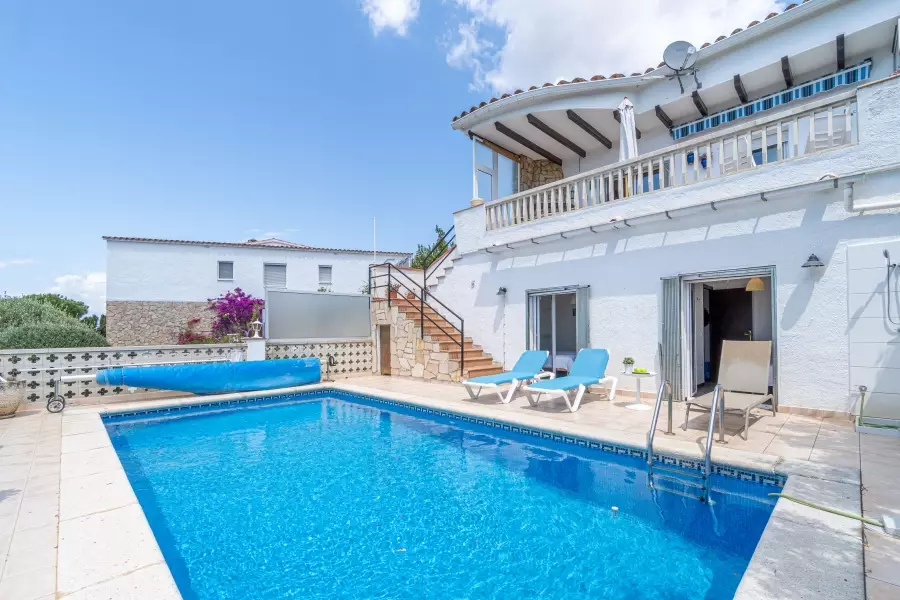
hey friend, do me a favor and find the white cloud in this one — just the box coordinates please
[51,272,107,314]
[448,0,783,92]
[362,0,420,35]
[0,258,35,269]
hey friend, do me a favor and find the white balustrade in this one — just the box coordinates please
[484,95,856,231]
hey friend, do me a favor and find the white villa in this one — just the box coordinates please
[381,0,900,422]
[105,236,409,346]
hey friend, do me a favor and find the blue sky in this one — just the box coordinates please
[0,0,783,313]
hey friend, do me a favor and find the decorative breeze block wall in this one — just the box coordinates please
[0,344,244,405]
[265,340,373,379]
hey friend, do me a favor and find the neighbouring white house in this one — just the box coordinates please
[105,236,410,346]
[381,0,900,421]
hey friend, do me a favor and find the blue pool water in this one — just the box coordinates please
[105,394,778,600]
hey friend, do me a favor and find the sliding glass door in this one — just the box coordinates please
[526,286,590,373]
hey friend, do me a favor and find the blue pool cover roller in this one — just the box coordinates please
[96,358,321,395]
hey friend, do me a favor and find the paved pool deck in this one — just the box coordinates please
[0,376,896,599]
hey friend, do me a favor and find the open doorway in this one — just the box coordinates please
[688,275,775,399]
[527,287,589,375]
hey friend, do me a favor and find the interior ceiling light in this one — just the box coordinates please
[745,277,765,292]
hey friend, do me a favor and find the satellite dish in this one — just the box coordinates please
[662,41,700,94]
[663,41,698,72]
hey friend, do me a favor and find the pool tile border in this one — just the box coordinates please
[100,387,786,488]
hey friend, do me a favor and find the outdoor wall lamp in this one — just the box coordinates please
[496,287,507,296]
[249,319,263,339]
[801,254,825,268]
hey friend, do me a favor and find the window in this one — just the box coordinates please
[264,263,286,288]
[318,265,333,285]
[217,261,234,281]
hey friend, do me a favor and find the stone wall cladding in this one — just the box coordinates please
[107,301,214,346]
[373,303,460,383]
[519,157,564,191]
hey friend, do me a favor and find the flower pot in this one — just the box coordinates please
[700,155,708,169]
[686,152,695,165]
[624,364,634,375]
[0,381,25,419]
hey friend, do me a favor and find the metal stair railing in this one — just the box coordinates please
[703,383,726,482]
[369,263,466,376]
[646,380,673,470]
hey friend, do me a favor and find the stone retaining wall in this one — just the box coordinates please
[106,301,214,346]
[372,303,460,382]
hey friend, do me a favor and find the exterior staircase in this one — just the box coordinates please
[388,292,504,379]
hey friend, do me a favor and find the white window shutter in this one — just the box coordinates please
[264,264,286,288]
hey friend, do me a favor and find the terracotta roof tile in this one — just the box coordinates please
[644,67,654,74]
[610,73,625,78]
[715,35,727,42]
[571,77,587,83]
[785,3,798,10]
[590,75,606,81]
[700,42,711,48]
[528,85,538,90]
[103,236,410,256]
[542,82,553,87]
[765,12,778,19]
[747,20,760,27]
[731,28,743,35]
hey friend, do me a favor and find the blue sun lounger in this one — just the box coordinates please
[522,348,617,412]
[462,350,552,404]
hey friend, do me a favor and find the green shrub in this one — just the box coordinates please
[0,298,79,329]
[0,323,108,349]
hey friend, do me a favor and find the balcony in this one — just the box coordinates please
[483,92,857,232]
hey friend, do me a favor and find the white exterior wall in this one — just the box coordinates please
[107,241,402,301]
[440,185,900,415]
[438,75,900,415]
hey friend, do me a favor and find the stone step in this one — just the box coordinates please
[457,354,494,366]
[464,365,504,378]
[438,339,480,351]
[426,333,474,345]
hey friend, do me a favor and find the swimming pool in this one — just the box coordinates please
[105,392,780,600]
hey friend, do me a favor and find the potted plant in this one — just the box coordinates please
[623,357,635,374]
[0,375,26,419]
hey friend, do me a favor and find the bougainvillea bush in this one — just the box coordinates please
[208,288,264,338]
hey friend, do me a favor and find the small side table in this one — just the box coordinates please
[622,371,657,411]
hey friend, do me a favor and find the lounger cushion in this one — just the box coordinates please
[510,350,551,376]
[466,372,535,386]
[526,375,599,392]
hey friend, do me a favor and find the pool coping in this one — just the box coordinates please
[60,383,865,600]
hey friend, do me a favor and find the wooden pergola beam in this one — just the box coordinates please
[494,122,562,165]
[612,109,642,139]
[781,56,794,88]
[468,131,521,163]
[836,34,845,70]
[654,105,673,129]
[691,90,709,117]
[733,74,749,104]
[566,110,612,149]
[526,113,586,158]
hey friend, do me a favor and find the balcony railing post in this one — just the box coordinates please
[387,264,392,308]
